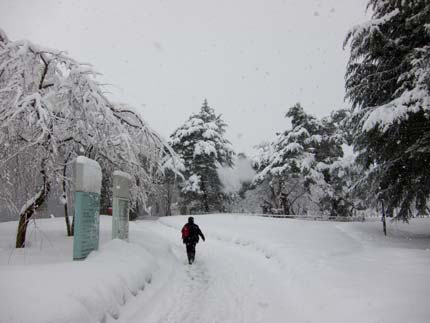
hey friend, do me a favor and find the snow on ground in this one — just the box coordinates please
[0,214,429,323]
[0,217,156,323]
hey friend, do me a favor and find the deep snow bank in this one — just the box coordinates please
[0,217,157,323]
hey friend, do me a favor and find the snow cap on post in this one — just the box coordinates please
[74,156,102,193]
[113,171,131,199]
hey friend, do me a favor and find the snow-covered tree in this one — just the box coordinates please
[0,30,180,247]
[253,104,354,216]
[170,100,235,213]
[344,0,430,220]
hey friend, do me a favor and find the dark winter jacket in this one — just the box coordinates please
[182,223,205,245]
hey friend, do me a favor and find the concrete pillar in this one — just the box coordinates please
[112,171,131,241]
[73,156,102,260]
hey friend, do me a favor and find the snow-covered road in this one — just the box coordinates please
[113,215,430,323]
[1,214,429,323]
[118,219,296,323]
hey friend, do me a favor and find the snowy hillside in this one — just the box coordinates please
[1,214,429,323]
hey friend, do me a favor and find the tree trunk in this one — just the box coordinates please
[165,182,172,216]
[203,192,210,213]
[331,199,338,217]
[63,163,72,236]
[16,166,50,248]
[381,199,387,236]
[16,188,49,248]
[64,199,72,236]
[270,185,277,211]
[201,179,210,213]
[281,194,288,215]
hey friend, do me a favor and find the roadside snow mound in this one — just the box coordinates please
[0,238,156,323]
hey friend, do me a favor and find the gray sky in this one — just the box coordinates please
[1,0,368,154]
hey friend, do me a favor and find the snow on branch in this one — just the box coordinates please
[344,8,400,48]
[362,88,430,132]
[0,30,181,212]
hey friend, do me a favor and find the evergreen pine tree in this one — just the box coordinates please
[253,104,351,216]
[170,100,235,213]
[344,0,430,220]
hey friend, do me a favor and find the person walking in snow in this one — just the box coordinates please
[181,217,205,265]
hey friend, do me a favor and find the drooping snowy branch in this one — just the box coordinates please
[0,30,181,219]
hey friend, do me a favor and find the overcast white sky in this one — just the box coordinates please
[1,0,368,154]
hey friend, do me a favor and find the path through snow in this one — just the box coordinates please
[117,219,300,323]
[112,216,430,323]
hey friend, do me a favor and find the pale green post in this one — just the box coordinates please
[112,171,130,241]
[73,156,102,260]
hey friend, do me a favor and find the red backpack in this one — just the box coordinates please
[182,224,190,239]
